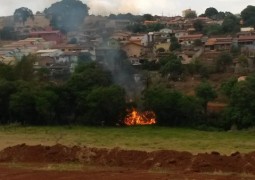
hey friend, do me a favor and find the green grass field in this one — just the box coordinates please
[0,125,255,154]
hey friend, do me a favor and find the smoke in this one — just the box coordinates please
[87,0,140,15]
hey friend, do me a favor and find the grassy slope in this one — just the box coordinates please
[0,126,255,154]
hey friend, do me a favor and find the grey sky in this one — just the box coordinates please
[0,0,254,16]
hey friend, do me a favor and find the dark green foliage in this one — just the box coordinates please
[220,77,238,98]
[185,11,197,19]
[159,54,183,81]
[0,80,17,123]
[241,5,255,26]
[204,24,223,36]
[143,14,154,21]
[143,86,202,126]
[222,74,255,129]
[0,63,15,81]
[193,20,204,32]
[195,81,217,113]
[222,14,240,33]
[205,7,219,19]
[126,23,146,33]
[215,53,233,73]
[14,7,34,25]
[170,36,181,51]
[14,55,35,81]
[44,0,89,32]
[84,86,126,126]
[0,26,17,40]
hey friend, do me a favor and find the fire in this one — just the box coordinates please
[124,109,156,126]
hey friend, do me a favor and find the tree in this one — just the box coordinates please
[0,80,17,124]
[223,74,255,129]
[0,63,15,81]
[14,7,34,25]
[195,81,217,113]
[241,5,255,26]
[9,84,37,125]
[222,14,240,33]
[205,7,218,19]
[142,86,201,126]
[84,86,126,126]
[44,0,89,32]
[14,55,35,81]
[193,19,205,32]
[0,26,17,40]
[143,14,154,21]
[160,55,183,81]
[170,36,181,51]
[215,53,233,73]
[204,24,223,36]
[220,77,238,98]
[185,11,197,19]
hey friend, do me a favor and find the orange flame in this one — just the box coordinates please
[124,109,156,126]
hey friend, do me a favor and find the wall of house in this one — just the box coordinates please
[122,44,142,58]
[154,43,170,53]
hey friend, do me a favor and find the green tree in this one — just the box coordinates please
[224,74,255,129]
[215,53,233,73]
[10,84,37,125]
[195,81,217,113]
[193,19,205,32]
[0,26,17,40]
[0,63,15,81]
[143,86,201,126]
[241,5,255,26]
[44,0,89,32]
[143,14,154,21]
[170,36,181,51]
[0,80,17,123]
[220,77,238,98]
[14,55,35,81]
[14,7,34,25]
[205,7,218,19]
[160,56,183,81]
[185,11,197,19]
[222,14,240,33]
[204,24,223,36]
[85,86,126,126]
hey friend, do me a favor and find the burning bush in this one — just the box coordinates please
[124,108,156,126]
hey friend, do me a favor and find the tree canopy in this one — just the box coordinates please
[44,0,89,32]
[204,7,218,19]
[14,7,34,25]
[241,5,255,27]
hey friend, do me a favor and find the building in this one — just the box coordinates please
[205,37,233,51]
[29,30,65,44]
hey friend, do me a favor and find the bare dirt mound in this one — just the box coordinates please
[0,144,255,175]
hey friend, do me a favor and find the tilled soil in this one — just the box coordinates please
[0,144,255,180]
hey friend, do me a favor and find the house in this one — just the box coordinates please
[154,42,171,54]
[29,30,65,44]
[178,34,203,46]
[122,42,145,58]
[110,31,131,41]
[174,30,188,39]
[205,37,233,51]
[238,36,255,46]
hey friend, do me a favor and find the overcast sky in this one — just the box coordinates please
[0,0,255,16]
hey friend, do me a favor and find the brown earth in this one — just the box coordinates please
[0,144,255,179]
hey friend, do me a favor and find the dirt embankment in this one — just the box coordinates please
[0,144,255,175]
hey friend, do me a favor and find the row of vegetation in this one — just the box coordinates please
[0,53,254,130]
